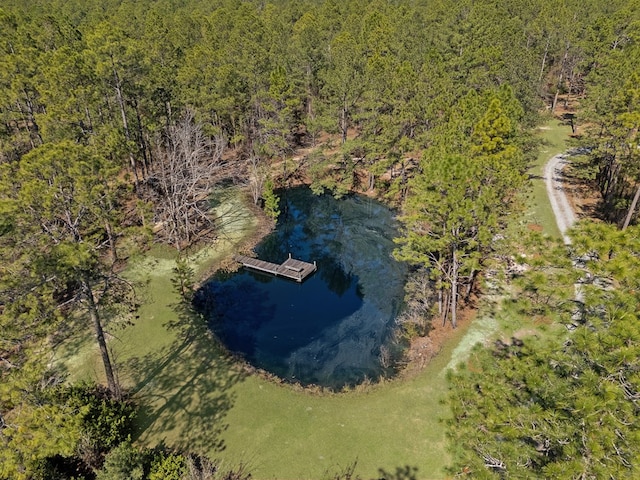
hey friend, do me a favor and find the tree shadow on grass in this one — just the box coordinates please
[126,299,247,455]
[50,313,96,379]
[376,465,419,480]
[326,462,419,480]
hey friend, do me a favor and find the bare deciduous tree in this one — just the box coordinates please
[247,154,267,206]
[395,269,435,337]
[150,110,225,249]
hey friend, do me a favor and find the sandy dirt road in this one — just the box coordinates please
[544,151,587,306]
[544,152,576,244]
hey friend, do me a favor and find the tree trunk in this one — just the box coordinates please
[604,161,620,208]
[306,64,314,118]
[450,250,459,328]
[105,219,117,263]
[400,161,408,199]
[16,100,38,149]
[133,98,150,180]
[538,35,550,85]
[465,269,477,301]
[442,289,449,327]
[84,106,94,133]
[622,183,640,230]
[112,62,139,191]
[82,275,119,398]
[341,95,348,144]
[165,100,173,129]
[551,42,570,113]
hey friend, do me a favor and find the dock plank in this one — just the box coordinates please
[234,254,317,282]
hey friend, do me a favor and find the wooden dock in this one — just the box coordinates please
[234,253,317,282]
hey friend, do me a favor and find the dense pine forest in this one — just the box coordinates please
[1,0,640,478]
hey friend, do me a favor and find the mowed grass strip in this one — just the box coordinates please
[524,118,572,238]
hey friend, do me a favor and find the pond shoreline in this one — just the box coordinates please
[192,192,275,288]
[192,185,463,392]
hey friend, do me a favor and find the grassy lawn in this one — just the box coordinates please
[55,120,572,480]
[522,117,573,238]
[176,326,468,480]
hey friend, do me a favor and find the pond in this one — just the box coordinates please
[194,187,407,389]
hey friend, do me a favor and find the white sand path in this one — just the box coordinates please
[544,153,577,244]
[544,151,586,306]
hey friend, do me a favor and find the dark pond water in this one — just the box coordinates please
[194,187,407,389]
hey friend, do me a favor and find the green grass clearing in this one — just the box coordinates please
[53,187,257,385]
